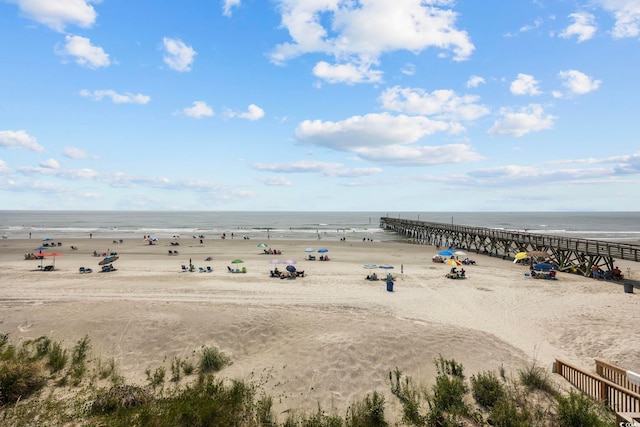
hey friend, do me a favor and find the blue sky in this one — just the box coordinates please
[1,0,639,211]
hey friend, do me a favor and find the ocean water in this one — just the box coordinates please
[0,211,639,243]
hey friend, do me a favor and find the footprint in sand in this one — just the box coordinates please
[18,322,33,332]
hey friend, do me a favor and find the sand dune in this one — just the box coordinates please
[1,237,637,420]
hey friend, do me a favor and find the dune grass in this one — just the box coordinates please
[0,333,617,426]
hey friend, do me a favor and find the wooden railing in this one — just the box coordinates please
[596,358,640,395]
[555,359,640,413]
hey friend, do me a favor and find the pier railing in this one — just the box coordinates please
[380,218,640,262]
[555,359,640,413]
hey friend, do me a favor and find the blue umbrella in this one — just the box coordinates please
[379,265,394,269]
[438,249,455,256]
[286,265,296,272]
[533,263,553,271]
[318,248,328,253]
[304,248,315,252]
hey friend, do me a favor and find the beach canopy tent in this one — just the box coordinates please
[39,252,61,268]
[438,249,455,256]
[533,263,553,271]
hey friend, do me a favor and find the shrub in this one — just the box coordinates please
[145,366,165,390]
[471,370,505,408]
[91,384,153,414]
[556,391,613,427]
[518,361,555,395]
[46,341,67,373]
[389,368,424,425]
[347,391,388,427]
[198,346,230,373]
[0,359,46,404]
[488,397,531,427]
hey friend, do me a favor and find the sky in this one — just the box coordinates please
[1,0,640,212]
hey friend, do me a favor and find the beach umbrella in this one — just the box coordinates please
[286,265,296,273]
[379,265,394,270]
[364,263,377,269]
[304,248,315,253]
[515,252,528,260]
[533,263,553,271]
[317,248,328,253]
[42,237,52,241]
[446,259,462,266]
[283,259,296,265]
[438,249,455,256]
[453,250,467,257]
[257,243,268,249]
[231,259,244,265]
[33,246,48,252]
[269,259,281,265]
[99,255,119,266]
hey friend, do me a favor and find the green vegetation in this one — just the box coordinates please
[0,333,619,426]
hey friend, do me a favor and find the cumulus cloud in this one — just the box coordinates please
[510,73,542,96]
[0,130,45,152]
[560,12,597,42]
[180,101,214,118]
[57,35,110,68]
[63,146,92,159]
[270,0,474,84]
[40,158,60,169]
[11,0,98,32]
[222,0,241,17]
[313,61,383,84]
[80,89,151,104]
[162,37,196,72]
[226,104,265,121]
[557,69,601,95]
[488,104,556,137]
[466,75,485,88]
[294,113,482,166]
[595,0,640,38]
[379,86,490,122]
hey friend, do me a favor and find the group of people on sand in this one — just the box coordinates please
[591,265,624,281]
[263,248,282,255]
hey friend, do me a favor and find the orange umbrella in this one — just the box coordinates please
[39,252,62,268]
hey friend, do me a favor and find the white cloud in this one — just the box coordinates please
[181,101,214,118]
[595,0,640,38]
[294,112,482,166]
[162,37,196,72]
[0,159,9,174]
[260,175,292,186]
[560,12,597,42]
[510,73,542,96]
[57,35,110,68]
[488,104,556,137]
[80,89,151,104]
[253,160,383,177]
[0,130,45,152]
[466,75,485,88]
[312,61,383,84]
[558,69,601,95]
[520,17,543,32]
[40,158,59,169]
[63,146,91,159]
[227,104,265,121]
[401,63,416,76]
[270,0,474,84]
[222,0,241,17]
[379,86,490,122]
[11,0,98,32]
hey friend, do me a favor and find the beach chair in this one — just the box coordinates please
[198,267,205,273]
[79,267,85,274]
[85,268,93,273]
[43,265,54,271]
[181,265,188,272]
[206,266,213,273]
[227,266,233,273]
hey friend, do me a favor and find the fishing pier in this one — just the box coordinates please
[380,217,640,276]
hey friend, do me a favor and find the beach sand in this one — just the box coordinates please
[1,236,638,420]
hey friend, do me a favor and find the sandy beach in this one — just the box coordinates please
[1,236,638,420]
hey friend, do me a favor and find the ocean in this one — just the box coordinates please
[0,211,639,243]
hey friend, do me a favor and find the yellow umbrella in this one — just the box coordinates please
[515,252,528,260]
[446,259,462,266]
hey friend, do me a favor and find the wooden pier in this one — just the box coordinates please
[380,217,640,276]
